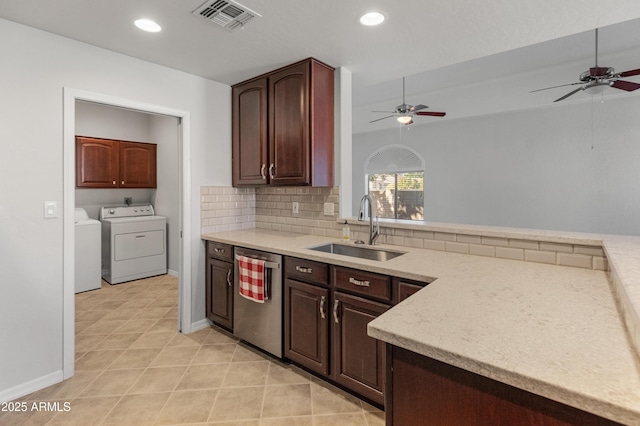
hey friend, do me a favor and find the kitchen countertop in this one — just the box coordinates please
[202,228,640,425]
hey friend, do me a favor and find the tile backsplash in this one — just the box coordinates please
[201,185,607,271]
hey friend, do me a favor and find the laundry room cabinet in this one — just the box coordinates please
[232,58,334,187]
[75,136,157,188]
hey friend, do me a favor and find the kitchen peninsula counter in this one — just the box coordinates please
[201,228,640,425]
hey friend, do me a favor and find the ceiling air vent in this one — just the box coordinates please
[192,0,261,30]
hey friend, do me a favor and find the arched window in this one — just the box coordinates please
[364,145,425,221]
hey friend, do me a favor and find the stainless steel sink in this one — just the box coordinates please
[307,243,406,261]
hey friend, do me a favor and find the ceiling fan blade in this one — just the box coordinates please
[619,68,640,78]
[529,82,582,93]
[553,87,584,102]
[411,104,428,112]
[369,115,394,123]
[415,111,446,117]
[371,110,396,113]
[611,80,640,92]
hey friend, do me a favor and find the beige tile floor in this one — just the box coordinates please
[2,275,384,426]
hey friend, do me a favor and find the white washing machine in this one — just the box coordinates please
[75,208,102,293]
[100,204,167,284]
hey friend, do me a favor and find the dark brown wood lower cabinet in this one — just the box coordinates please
[284,278,329,375]
[332,291,389,405]
[206,258,233,331]
[387,345,622,426]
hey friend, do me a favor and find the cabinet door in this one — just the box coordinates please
[232,77,269,186]
[284,278,329,375]
[75,137,119,188]
[268,62,310,185]
[206,258,234,331]
[119,142,157,188]
[332,291,389,405]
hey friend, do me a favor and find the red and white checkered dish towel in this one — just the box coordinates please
[237,255,267,303]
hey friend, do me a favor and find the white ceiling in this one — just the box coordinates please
[2,0,640,127]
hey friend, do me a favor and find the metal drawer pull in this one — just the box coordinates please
[295,266,313,274]
[260,163,266,180]
[135,235,146,238]
[320,296,326,319]
[214,247,225,253]
[269,163,275,179]
[226,269,232,287]
[349,277,370,287]
[333,299,340,324]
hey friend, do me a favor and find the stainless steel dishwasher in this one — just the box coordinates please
[233,247,283,358]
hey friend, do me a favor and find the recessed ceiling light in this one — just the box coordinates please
[359,11,386,26]
[134,19,162,33]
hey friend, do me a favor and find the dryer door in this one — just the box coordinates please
[114,230,165,261]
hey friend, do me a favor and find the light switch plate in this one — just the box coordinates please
[44,201,57,218]
[323,202,334,216]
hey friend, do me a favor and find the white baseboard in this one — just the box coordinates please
[168,269,178,277]
[0,370,63,403]
[189,318,211,333]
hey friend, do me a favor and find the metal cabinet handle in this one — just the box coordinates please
[320,296,326,319]
[295,266,312,274]
[214,247,225,253]
[333,299,340,324]
[226,269,232,287]
[260,163,266,180]
[269,163,275,179]
[349,277,370,287]
[121,180,125,185]
[112,180,116,185]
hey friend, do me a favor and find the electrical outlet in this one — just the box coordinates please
[292,202,299,214]
[324,202,334,216]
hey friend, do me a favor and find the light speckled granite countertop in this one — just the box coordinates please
[202,229,640,425]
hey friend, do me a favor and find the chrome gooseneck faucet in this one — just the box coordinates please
[358,194,380,245]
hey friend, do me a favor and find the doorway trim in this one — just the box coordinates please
[62,88,192,379]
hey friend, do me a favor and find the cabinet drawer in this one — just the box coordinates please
[394,279,427,305]
[285,257,329,286]
[207,241,233,262]
[332,266,391,302]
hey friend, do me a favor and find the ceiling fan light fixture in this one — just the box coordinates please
[359,11,386,26]
[584,83,607,95]
[134,18,162,33]
[397,115,412,124]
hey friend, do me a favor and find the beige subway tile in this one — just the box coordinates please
[557,253,592,269]
[496,247,524,261]
[539,242,573,253]
[209,187,224,195]
[593,256,608,271]
[404,237,424,248]
[524,250,556,264]
[386,236,405,246]
[414,231,434,240]
[481,237,508,247]
[434,232,455,242]
[469,244,495,257]
[509,239,539,250]
[423,240,446,251]
[200,187,210,195]
[457,234,481,244]
[394,229,414,237]
[445,242,469,254]
[574,245,605,257]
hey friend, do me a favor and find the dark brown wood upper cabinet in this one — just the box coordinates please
[232,58,334,187]
[75,136,157,189]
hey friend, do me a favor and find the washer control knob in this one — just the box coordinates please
[109,209,115,215]
[134,209,138,212]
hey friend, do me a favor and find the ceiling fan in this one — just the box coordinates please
[370,77,446,125]
[531,28,640,102]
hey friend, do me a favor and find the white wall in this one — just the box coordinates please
[353,94,640,235]
[0,18,230,398]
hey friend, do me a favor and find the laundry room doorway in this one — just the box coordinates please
[62,88,193,380]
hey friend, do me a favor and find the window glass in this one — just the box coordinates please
[368,172,424,220]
